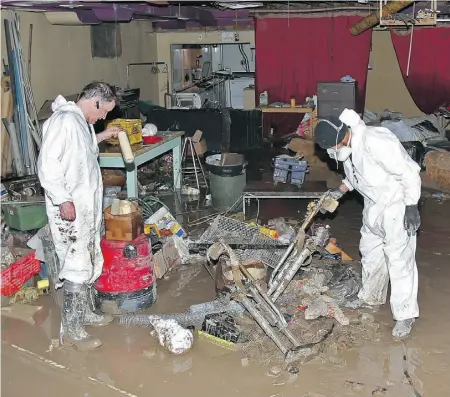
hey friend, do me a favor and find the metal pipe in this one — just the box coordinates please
[251,6,374,15]
[350,0,414,36]
[270,245,315,302]
[213,242,298,354]
[28,24,33,81]
[269,192,335,288]
[267,248,298,296]
[236,292,290,355]
[126,62,167,88]
[247,284,300,347]
[240,264,287,326]
[2,119,25,177]
[268,242,295,286]
[164,92,173,108]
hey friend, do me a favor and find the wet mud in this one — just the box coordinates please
[2,183,450,397]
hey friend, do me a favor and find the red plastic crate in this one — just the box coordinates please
[1,251,41,296]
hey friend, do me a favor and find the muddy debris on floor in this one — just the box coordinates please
[237,262,381,369]
[119,191,381,377]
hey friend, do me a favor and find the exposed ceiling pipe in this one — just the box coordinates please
[45,11,98,25]
[251,6,375,15]
[350,0,415,36]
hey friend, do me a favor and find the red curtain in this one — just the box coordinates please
[255,16,372,112]
[391,27,450,114]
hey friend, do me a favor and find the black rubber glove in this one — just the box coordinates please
[404,205,421,236]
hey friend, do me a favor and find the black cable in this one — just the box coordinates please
[238,44,250,73]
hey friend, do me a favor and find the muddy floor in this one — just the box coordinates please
[2,192,450,397]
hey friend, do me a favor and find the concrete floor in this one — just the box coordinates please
[2,193,450,397]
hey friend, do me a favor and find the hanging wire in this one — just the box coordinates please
[406,2,416,77]
[287,0,290,28]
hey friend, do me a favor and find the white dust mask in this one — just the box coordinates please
[327,130,352,163]
[335,145,352,161]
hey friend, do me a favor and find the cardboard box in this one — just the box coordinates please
[104,206,143,242]
[188,130,207,156]
[153,237,182,279]
[424,151,450,191]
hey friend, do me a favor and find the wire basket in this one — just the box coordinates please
[198,215,287,269]
[1,251,41,296]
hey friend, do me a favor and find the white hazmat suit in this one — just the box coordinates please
[338,109,421,322]
[37,95,103,286]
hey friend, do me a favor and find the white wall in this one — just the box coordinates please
[1,10,159,109]
[213,43,255,73]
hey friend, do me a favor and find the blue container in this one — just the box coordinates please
[273,157,308,186]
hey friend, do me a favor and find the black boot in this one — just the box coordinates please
[60,281,102,351]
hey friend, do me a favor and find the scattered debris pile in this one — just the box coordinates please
[240,263,380,369]
[119,191,380,376]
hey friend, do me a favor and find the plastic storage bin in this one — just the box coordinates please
[2,202,48,231]
[1,251,41,296]
[273,157,308,186]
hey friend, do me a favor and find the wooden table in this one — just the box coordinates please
[259,107,316,138]
[99,132,184,198]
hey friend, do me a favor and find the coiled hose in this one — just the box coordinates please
[128,195,170,220]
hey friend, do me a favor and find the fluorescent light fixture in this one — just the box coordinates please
[59,4,83,8]
[217,2,263,9]
[6,2,33,6]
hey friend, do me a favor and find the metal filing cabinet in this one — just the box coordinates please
[317,82,356,118]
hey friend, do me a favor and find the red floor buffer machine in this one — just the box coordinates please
[94,234,157,315]
[39,230,157,313]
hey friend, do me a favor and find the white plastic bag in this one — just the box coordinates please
[151,318,193,355]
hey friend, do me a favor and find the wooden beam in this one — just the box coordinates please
[350,0,414,36]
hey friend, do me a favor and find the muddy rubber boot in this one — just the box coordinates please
[60,281,102,351]
[83,287,114,327]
